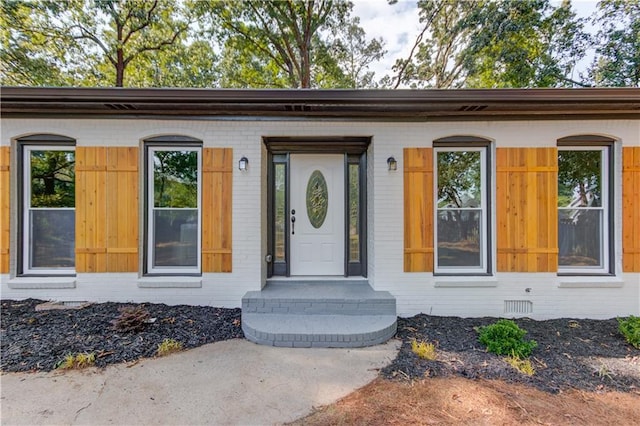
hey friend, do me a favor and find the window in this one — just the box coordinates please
[558,144,612,273]
[21,143,76,275]
[434,138,490,274]
[146,145,201,274]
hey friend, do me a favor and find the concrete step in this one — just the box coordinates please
[242,313,398,348]
[241,280,397,348]
[242,280,396,316]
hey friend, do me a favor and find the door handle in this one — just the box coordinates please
[291,209,296,235]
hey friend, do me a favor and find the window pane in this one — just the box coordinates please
[30,210,75,268]
[30,150,75,208]
[437,151,481,208]
[559,209,603,267]
[437,210,481,267]
[558,150,602,208]
[153,210,198,267]
[274,164,285,262]
[349,164,360,262]
[153,151,198,208]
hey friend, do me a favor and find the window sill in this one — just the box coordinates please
[137,277,202,288]
[434,280,498,288]
[558,281,623,289]
[8,277,76,289]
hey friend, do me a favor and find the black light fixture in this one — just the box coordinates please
[387,156,397,171]
[239,156,249,171]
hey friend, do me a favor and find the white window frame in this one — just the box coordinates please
[434,146,489,274]
[146,146,202,275]
[22,145,76,275]
[558,146,610,274]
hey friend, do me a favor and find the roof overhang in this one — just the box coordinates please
[1,86,639,121]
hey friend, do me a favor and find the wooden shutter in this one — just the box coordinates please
[496,148,558,272]
[404,148,434,272]
[0,147,9,273]
[202,148,233,272]
[623,146,640,272]
[76,147,138,272]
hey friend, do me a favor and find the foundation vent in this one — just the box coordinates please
[105,103,138,110]
[458,105,488,112]
[504,300,533,315]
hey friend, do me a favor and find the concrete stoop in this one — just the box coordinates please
[241,280,397,348]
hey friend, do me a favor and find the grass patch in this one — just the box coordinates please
[157,338,183,357]
[505,354,535,376]
[57,352,96,369]
[411,339,437,360]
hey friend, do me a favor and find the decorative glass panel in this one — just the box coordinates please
[30,209,75,268]
[274,163,286,262]
[437,210,481,267]
[559,209,603,268]
[30,150,75,208]
[306,170,328,229]
[349,164,360,262]
[437,151,481,208]
[153,210,198,267]
[153,150,198,208]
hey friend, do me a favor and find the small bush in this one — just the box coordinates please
[112,305,151,332]
[505,354,535,376]
[618,316,640,349]
[57,352,96,369]
[157,338,183,357]
[477,319,537,358]
[411,339,437,360]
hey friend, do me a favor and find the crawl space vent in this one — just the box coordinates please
[504,300,533,315]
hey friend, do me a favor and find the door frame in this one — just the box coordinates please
[264,136,370,278]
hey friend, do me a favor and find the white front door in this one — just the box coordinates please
[290,154,344,275]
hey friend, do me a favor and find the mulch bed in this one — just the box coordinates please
[1,299,243,372]
[382,315,640,393]
[2,299,638,394]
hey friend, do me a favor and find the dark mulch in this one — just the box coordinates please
[381,315,640,393]
[2,299,638,395]
[1,299,243,372]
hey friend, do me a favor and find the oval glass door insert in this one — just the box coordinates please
[306,170,328,228]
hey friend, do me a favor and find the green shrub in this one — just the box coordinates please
[57,352,96,369]
[618,316,640,349]
[477,319,537,358]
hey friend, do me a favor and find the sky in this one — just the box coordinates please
[352,0,599,82]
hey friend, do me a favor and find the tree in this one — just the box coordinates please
[387,0,480,89]
[1,0,194,87]
[195,0,383,88]
[589,0,640,87]
[387,0,589,89]
[465,0,589,88]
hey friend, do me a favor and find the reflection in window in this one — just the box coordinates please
[558,149,608,270]
[435,149,486,272]
[24,147,75,273]
[148,147,200,273]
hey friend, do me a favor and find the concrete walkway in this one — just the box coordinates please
[1,338,399,425]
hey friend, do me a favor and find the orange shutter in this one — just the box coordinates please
[106,147,139,272]
[623,146,640,272]
[496,148,558,272]
[0,147,10,273]
[76,147,138,272]
[202,148,233,272]
[404,148,434,272]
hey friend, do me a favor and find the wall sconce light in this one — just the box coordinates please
[239,156,249,171]
[387,156,397,171]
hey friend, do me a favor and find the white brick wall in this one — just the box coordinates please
[2,118,639,318]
